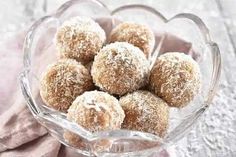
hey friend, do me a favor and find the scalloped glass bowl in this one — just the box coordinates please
[20,0,221,156]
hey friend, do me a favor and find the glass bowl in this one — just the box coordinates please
[20,0,221,156]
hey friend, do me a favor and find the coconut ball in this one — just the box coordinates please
[40,59,94,112]
[120,90,169,137]
[64,91,125,147]
[67,90,125,131]
[149,52,201,108]
[56,16,106,64]
[109,22,155,58]
[91,42,149,96]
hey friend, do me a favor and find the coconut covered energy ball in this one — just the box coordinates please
[67,90,125,132]
[64,91,125,147]
[56,17,106,64]
[91,42,149,96]
[149,52,201,108]
[40,59,94,112]
[120,90,169,137]
[109,22,155,58]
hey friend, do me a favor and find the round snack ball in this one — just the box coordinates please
[91,42,150,96]
[109,22,155,58]
[64,91,125,147]
[56,16,106,64]
[120,90,169,137]
[67,90,125,132]
[149,52,201,108]
[40,59,94,112]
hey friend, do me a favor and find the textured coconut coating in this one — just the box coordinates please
[109,22,155,58]
[120,90,169,137]
[56,17,106,64]
[64,91,124,147]
[40,59,94,112]
[91,42,150,96]
[67,91,125,132]
[149,52,201,108]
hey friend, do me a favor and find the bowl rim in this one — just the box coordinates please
[19,0,221,155]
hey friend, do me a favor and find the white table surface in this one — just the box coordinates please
[0,0,235,156]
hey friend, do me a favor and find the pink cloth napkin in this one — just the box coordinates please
[0,30,83,157]
[0,18,196,157]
